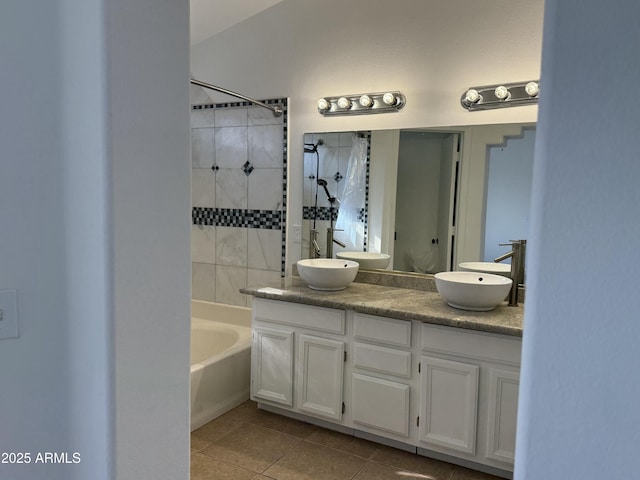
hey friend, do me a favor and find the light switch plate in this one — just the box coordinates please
[0,289,19,339]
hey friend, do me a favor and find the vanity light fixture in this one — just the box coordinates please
[337,96,352,109]
[461,80,540,111]
[317,98,331,112]
[382,92,400,106]
[316,91,406,116]
[464,88,482,104]
[494,85,510,100]
[358,94,373,108]
[525,81,539,97]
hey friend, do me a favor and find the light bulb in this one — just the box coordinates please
[494,86,509,100]
[464,89,481,104]
[382,92,397,106]
[525,81,539,97]
[359,95,373,108]
[317,98,330,111]
[337,96,352,109]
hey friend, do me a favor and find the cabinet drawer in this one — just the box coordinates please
[254,298,345,334]
[353,342,412,378]
[421,323,521,365]
[353,313,411,348]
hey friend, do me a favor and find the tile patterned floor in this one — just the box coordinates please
[191,401,505,480]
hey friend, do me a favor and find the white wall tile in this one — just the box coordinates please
[248,228,282,271]
[215,168,247,209]
[215,108,248,127]
[248,168,283,210]
[216,227,248,267]
[192,262,216,301]
[191,102,285,306]
[191,225,216,263]
[248,124,284,168]
[339,132,355,147]
[319,132,340,148]
[317,146,339,178]
[215,126,248,168]
[192,169,216,208]
[215,265,247,306]
[338,146,351,179]
[246,269,282,308]
[191,127,215,168]
[191,109,215,128]
[248,105,282,125]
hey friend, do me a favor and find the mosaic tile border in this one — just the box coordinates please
[193,207,282,229]
[303,206,366,223]
[280,100,288,277]
[363,131,371,251]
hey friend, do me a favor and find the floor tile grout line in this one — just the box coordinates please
[191,450,260,478]
[195,419,306,472]
[193,402,504,480]
[301,436,381,461]
[257,433,305,476]
[196,417,438,477]
[347,458,371,480]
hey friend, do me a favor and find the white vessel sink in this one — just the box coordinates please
[434,271,512,311]
[297,258,359,291]
[336,251,391,270]
[458,261,511,277]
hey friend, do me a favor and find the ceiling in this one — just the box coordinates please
[190,0,283,45]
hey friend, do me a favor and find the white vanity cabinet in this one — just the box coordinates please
[250,297,521,477]
[418,354,479,454]
[251,298,346,422]
[297,334,345,421]
[252,326,294,406]
[418,323,521,470]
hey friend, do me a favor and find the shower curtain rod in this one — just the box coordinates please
[190,78,283,117]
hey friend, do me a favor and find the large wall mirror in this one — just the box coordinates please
[302,123,536,275]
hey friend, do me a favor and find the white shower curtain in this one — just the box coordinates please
[335,134,367,251]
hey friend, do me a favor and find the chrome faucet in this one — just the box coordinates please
[309,228,321,258]
[326,228,346,258]
[494,239,527,306]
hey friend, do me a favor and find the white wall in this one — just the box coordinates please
[0,1,190,479]
[515,0,640,478]
[190,0,544,268]
[108,1,191,478]
[484,128,535,262]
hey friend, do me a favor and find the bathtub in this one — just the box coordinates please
[190,299,252,431]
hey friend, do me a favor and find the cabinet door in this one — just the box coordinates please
[251,327,293,406]
[352,373,410,437]
[486,367,519,465]
[297,334,345,421]
[419,355,479,454]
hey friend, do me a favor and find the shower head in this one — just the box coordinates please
[304,139,324,154]
[317,178,338,205]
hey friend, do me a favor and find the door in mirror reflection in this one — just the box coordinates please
[394,131,459,273]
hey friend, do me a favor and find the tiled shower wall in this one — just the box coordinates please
[191,97,287,306]
[302,132,370,257]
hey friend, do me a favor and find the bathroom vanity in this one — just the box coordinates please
[241,276,523,479]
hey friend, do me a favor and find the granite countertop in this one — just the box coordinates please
[241,276,524,337]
